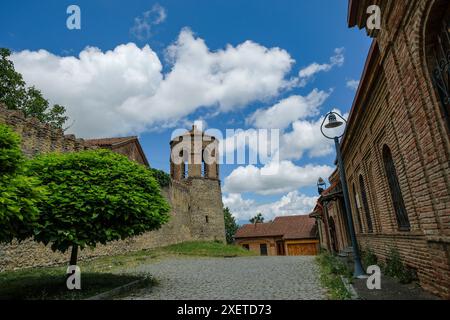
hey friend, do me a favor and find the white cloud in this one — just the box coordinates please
[223,160,334,195]
[11,44,163,137]
[220,109,347,163]
[280,117,334,160]
[130,4,167,41]
[346,79,360,90]
[223,191,317,222]
[246,89,331,129]
[297,48,344,87]
[280,109,348,160]
[11,29,295,138]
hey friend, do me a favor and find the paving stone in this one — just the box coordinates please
[121,256,327,300]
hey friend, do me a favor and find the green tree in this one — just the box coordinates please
[249,213,264,224]
[27,149,170,265]
[149,168,171,188]
[0,48,68,128]
[0,124,45,243]
[224,207,239,244]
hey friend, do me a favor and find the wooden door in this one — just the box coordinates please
[276,241,285,256]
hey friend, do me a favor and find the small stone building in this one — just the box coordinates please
[312,0,450,299]
[235,215,319,256]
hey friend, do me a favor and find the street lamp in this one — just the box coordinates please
[320,111,366,278]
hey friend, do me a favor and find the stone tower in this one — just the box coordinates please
[170,125,226,242]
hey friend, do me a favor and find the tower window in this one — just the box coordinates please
[205,215,209,223]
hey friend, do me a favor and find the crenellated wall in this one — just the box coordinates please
[0,104,90,157]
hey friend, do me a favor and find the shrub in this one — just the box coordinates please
[0,124,45,243]
[361,247,378,269]
[384,247,416,284]
[27,149,170,265]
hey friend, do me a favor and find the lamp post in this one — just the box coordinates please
[320,111,366,278]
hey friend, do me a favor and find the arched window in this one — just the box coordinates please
[359,174,373,233]
[382,145,410,231]
[352,183,363,233]
[426,3,450,131]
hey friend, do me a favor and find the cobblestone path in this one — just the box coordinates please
[122,256,327,300]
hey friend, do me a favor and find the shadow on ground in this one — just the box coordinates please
[0,271,147,300]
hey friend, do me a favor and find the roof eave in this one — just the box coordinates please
[347,0,359,28]
[340,40,380,155]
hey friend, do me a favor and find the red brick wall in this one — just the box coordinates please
[338,0,450,298]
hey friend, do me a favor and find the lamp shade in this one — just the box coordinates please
[325,113,344,129]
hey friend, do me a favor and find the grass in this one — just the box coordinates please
[0,241,253,300]
[161,241,256,258]
[316,252,353,300]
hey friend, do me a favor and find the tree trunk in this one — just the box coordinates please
[69,244,78,266]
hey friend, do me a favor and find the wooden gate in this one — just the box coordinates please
[287,243,318,256]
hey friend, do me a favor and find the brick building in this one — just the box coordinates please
[235,215,319,256]
[312,0,450,298]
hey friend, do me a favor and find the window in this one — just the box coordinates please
[427,5,450,131]
[382,145,410,231]
[359,175,373,233]
[242,244,249,250]
[205,215,209,223]
[260,244,268,256]
[352,183,364,233]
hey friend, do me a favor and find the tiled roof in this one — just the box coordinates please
[85,136,137,147]
[235,215,317,240]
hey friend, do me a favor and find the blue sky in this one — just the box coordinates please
[0,0,372,224]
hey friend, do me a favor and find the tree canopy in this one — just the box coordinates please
[249,213,265,224]
[26,149,170,264]
[0,124,46,243]
[0,48,68,128]
[224,207,239,244]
